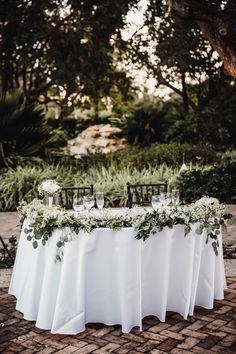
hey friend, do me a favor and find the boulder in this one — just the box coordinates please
[65,124,126,156]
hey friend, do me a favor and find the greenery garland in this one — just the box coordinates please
[18,198,236,262]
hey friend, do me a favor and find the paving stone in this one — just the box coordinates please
[148,323,171,333]
[0,277,235,353]
[168,321,189,332]
[156,338,181,351]
[86,336,108,347]
[191,347,217,353]
[210,344,236,353]
[177,337,201,350]
[185,320,207,331]
[170,349,191,354]
[160,329,185,340]
[102,334,128,345]
[60,338,87,347]
[137,339,160,352]
[39,348,56,354]
[72,344,99,353]
[218,334,236,348]
[122,333,146,344]
[206,319,228,330]
[214,305,232,314]
[56,345,80,353]
[93,342,120,353]
[140,331,167,342]
[180,328,208,340]
[92,326,115,338]
[198,335,222,349]
[114,341,140,353]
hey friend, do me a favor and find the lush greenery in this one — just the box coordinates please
[178,164,236,204]
[0,0,136,113]
[0,162,178,211]
[1,1,236,218]
[107,143,219,167]
[1,1,236,151]
[1,158,236,212]
[0,92,49,167]
[19,197,234,261]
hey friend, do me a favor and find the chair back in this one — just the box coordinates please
[127,182,168,208]
[60,185,93,209]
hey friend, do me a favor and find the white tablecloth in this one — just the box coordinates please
[9,220,226,334]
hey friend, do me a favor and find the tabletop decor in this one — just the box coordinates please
[38,179,61,207]
[18,196,235,262]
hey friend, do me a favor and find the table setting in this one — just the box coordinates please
[8,180,235,334]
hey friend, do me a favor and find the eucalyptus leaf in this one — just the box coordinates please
[33,240,38,249]
[57,241,63,248]
[24,228,32,234]
[34,231,42,240]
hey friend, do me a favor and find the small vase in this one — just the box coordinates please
[48,196,53,208]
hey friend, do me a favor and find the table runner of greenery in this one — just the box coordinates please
[18,197,235,262]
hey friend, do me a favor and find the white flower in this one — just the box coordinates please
[38,180,61,196]
[195,196,220,208]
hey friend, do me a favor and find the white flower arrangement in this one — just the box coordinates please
[195,196,220,209]
[38,180,61,197]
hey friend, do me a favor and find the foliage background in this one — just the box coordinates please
[0,0,236,209]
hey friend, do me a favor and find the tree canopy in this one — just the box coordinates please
[167,0,236,79]
[0,0,138,111]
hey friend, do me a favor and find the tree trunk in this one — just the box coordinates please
[180,71,189,113]
[168,0,236,79]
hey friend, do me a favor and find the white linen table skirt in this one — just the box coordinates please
[9,221,226,334]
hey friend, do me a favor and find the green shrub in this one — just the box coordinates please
[122,99,167,146]
[218,150,236,164]
[0,163,178,211]
[108,143,218,167]
[0,91,49,167]
[178,164,236,203]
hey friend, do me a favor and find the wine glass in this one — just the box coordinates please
[83,195,95,211]
[73,197,84,212]
[159,192,166,206]
[171,189,180,206]
[165,192,172,206]
[96,192,104,210]
[160,192,171,207]
[151,195,161,211]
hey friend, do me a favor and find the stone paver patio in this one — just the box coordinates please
[0,206,235,353]
[0,278,236,353]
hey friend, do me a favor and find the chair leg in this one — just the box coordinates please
[0,235,15,267]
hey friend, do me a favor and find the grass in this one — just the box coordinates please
[0,163,179,210]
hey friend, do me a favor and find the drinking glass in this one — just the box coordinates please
[83,195,95,211]
[73,197,84,212]
[160,192,171,206]
[159,192,166,205]
[171,189,180,206]
[165,192,172,206]
[151,195,161,211]
[96,192,104,210]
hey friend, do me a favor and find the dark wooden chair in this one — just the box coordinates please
[127,182,168,208]
[60,185,94,209]
[0,236,15,267]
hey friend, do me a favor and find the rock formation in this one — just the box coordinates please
[65,124,126,156]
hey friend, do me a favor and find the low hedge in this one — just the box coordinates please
[178,164,236,203]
